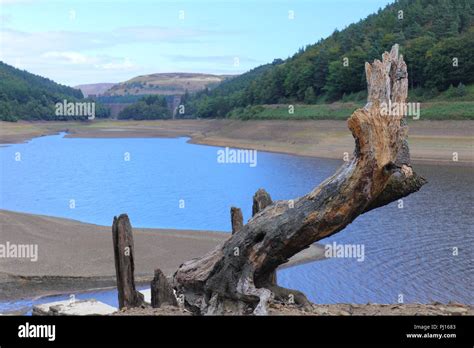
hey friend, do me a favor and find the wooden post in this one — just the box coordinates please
[230,207,243,234]
[151,268,178,308]
[112,214,144,309]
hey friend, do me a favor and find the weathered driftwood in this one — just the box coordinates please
[230,207,243,234]
[112,214,144,309]
[171,44,426,315]
[151,268,178,308]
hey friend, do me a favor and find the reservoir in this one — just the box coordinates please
[0,133,472,308]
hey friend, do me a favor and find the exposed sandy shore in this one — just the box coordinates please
[1,119,472,165]
[0,210,228,279]
[0,210,324,301]
[0,209,226,301]
[115,302,473,316]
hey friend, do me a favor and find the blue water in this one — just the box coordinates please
[0,133,473,309]
[0,133,340,230]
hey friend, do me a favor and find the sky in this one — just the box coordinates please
[0,0,394,86]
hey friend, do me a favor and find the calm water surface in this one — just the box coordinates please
[0,133,472,308]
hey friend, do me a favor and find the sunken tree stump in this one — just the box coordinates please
[112,214,144,309]
[151,268,178,308]
[230,207,243,234]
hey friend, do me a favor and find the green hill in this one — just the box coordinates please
[0,61,104,121]
[184,0,474,119]
[180,62,279,118]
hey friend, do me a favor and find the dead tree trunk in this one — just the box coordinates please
[252,189,277,286]
[172,45,426,315]
[252,189,273,216]
[112,214,144,309]
[230,207,243,234]
[151,268,178,308]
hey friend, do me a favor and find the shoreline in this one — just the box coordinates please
[0,119,472,166]
[0,209,325,303]
[3,271,472,316]
[1,209,472,315]
[0,209,228,301]
[115,302,473,316]
[187,134,473,167]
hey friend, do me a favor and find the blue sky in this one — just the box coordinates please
[0,0,393,86]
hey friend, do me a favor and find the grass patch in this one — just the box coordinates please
[420,101,474,120]
[228,103,363,120]
[227,100,474,120]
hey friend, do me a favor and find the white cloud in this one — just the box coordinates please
[39,51,136,70]
[42,51,98,65]
[0,14,12,23]
[168,54,261,64]
[96,58,135,70]
[0,25,236,85]
[1,25,212,57]
[39,51,137,71]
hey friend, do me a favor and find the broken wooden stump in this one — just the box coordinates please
[230,207,243,234]
[112,214,144,309]
[151,268,178,308]
[252,188,273,216]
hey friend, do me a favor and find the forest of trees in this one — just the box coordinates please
[0,62,110,121]
[1,0,472,121]
[118,95,172,120]
[183,0,474,119]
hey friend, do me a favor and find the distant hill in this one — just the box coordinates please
[104,72,234,96]
[185,0,474,119]
[75,83,116,97]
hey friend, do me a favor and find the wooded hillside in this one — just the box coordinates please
[184,0,474,118]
